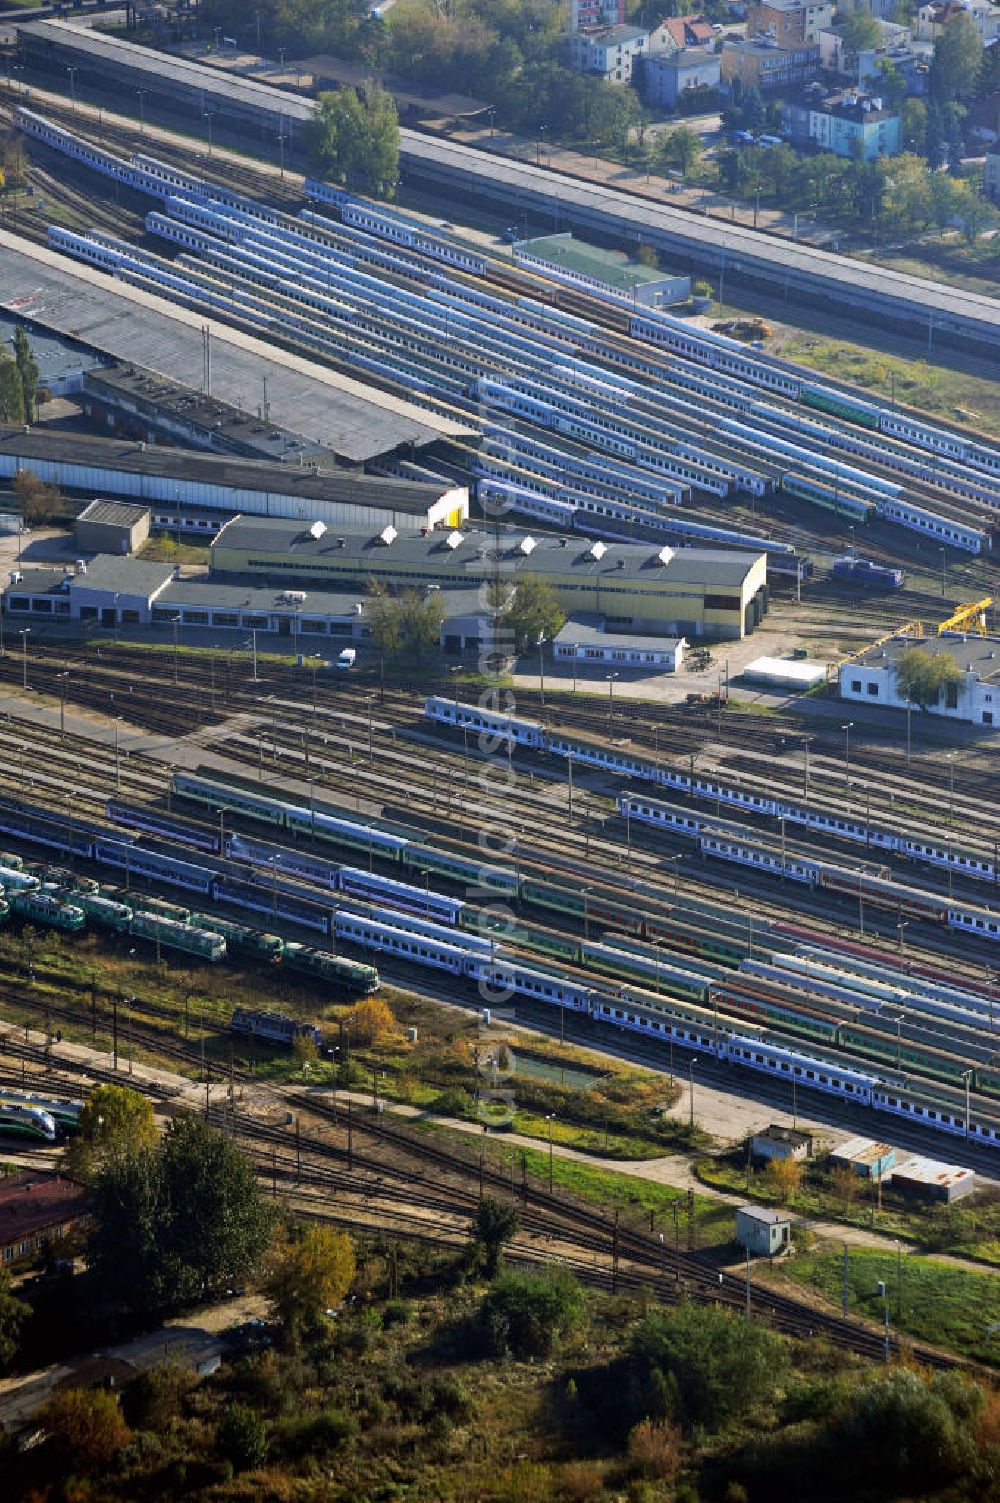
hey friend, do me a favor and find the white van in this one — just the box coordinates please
[336,648,357,671]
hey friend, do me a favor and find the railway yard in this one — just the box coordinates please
[0,93,997,587]
[2,22,1000,1394]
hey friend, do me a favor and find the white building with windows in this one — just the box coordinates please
[569,23,650,79]
[553,618,686,669]
[839,633,1000,727]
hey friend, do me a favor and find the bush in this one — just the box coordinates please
[280,1407,356,1458]
[627,1417,683,1482]
[382,1298,412,1327]
[480,1267,585,1358]
[628,1302,790,1431]
[430,1372,473,1421]
[40,1387,131,1471]
[218,1403,268,1471]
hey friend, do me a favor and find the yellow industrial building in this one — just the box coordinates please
[210,519,769,640]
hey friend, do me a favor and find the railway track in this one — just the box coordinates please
[0,1030,962,1369]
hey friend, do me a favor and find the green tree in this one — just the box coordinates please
[0,346,25,424]
[305,84,400,197]
[473,1196,519,1276]
[0,1270,28,1373]
[900,97,928,154]
[218,1403,268,1472]
[506,574,567,653]
[657,124,703,179]
[366,579,402,663]
[398,587,445,659]
[929,11,983,104]
[480,1267,584,1357]
[88,1114,275,1316]
[40,1387,131,1471]
[840,9,882,53]
[629,1302,789,1431]
[892,646,963,709]
[12,327,38,424]
[265,1225,356,1338]
[158,1115,275,1304]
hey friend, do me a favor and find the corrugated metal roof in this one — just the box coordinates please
[0,232,472,463]
[892,1155,975,1189]
[77,499,150,528]
[0,426,457,515]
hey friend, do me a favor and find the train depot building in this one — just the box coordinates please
[840,633,1000,727]
[210,519,769,640]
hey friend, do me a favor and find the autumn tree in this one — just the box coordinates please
[304,84,400,197]
[264,1224,356,1337]
[12,469,63,526]
[892,647,963,710]
[347,995,394,1046]
[40,1387,131,1471]
[830,1163,861,1211]
[67,1084,156,1183]
[764,1156,803,1203]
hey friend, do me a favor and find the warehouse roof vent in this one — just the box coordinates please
[657,545,675,566]
[588,541,606,561]
[378,525,398,547]
[443,530,464,550]
[517,535,536,556]
[307,520,327,541]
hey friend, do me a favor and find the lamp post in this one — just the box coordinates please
[962,1068,973,1142]
[841,721,854,791]
[688,1057,698,1130]
[537,631,546,709]
[19,627,29,691]
[606,670,619,732]
[939,545,947,599]
[136,88,147,132]
[545,1113,554,1192]
[58,670,68,740]
[67,66,77,110]
[877,1279,890,1363]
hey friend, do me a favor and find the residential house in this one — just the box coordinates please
[915,0,1000,41]
[819,18,921,85]
[652,12,718,50]
[570,0,625,33]
[721,36,821,89]
[0,1172,90,1265]
[984,147,1000,197]
[643,45,722,105]
[781,88,902,156]
[970,89,1000,142]
[837,0,903,24]
[746,0,835,45]
[569,23,650,79]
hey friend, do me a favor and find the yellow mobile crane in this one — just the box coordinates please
[937,598,993,636]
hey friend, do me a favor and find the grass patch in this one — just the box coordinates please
[774,331,1000,439]
[772,1249,1000,1364]
[490,1140,733,1247]
[698,1152,1000,1268]
[138,537,213,565]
